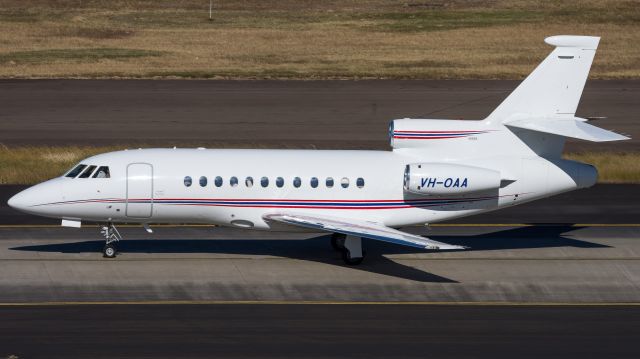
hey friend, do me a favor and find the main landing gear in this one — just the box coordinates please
[331,233,365,265]
[100,222,123,258]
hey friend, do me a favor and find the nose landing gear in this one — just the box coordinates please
[100,223,122,258]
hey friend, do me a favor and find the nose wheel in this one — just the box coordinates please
[103,243,117,258]
[100,223,122,258]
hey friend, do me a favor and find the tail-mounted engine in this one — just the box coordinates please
[403,163,501,196]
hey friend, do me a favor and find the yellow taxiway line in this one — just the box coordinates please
[0,300,639,306]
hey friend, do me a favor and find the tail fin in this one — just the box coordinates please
[485,35,600,123]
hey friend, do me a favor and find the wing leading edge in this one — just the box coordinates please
[263,212,466,250]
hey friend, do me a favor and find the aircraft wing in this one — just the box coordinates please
[263,212,466,250]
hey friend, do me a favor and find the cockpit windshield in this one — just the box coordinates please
[65,164,110,179]
[65,164,87,178]
[78,165,97,178]
[93,166,110,178]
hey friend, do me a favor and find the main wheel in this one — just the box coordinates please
[330,233,346,251]
[341,249,364,265]
[103,244,117,258]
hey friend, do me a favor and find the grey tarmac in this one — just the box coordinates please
[0,224,639,303]
[0,79,637,152]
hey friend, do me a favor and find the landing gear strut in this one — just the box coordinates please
[100,222,122,258]
[331,233,365,265]
[330,233,346,251]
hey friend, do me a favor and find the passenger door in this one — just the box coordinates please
[126,163,153,218]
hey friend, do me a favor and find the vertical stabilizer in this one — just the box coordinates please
[484,35,600,124]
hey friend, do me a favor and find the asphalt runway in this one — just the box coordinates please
[0,79,637,151]
[1,304,639,359]
[1,79,638,357]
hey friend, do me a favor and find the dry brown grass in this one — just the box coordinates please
[0,145,637,184]
[0,146,121,185]
[564,152,640,184]
[0,0,638,79]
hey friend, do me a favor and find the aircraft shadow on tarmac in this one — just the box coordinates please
[430,224,609,251]
[11,225,607,283]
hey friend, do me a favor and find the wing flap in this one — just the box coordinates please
[264,212,465,250]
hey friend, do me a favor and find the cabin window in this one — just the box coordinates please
[199,176,208,187]
[66,164,87,178]
[276,177,284,188]
[356,177,365,188]
[184,176,192,187]
[78,165,97,179]
[215,176,223,187]
[310,177,318,188]
[230,176,238,187]
[261,176,269,187]
[245,176,254,187]
[293,177,301,188]
[341,177,349,188]
[326,177,334,188]
[92,166,110,178]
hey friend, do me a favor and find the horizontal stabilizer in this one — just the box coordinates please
[505,117,629,142]
[264,212,465,250]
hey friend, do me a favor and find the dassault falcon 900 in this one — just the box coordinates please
[8,36,628,264]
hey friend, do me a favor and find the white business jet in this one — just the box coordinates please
[8,36,628,264]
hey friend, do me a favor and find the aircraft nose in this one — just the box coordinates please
[8,190,29,212]
[7,184,49,214]
[7,180,66,216]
